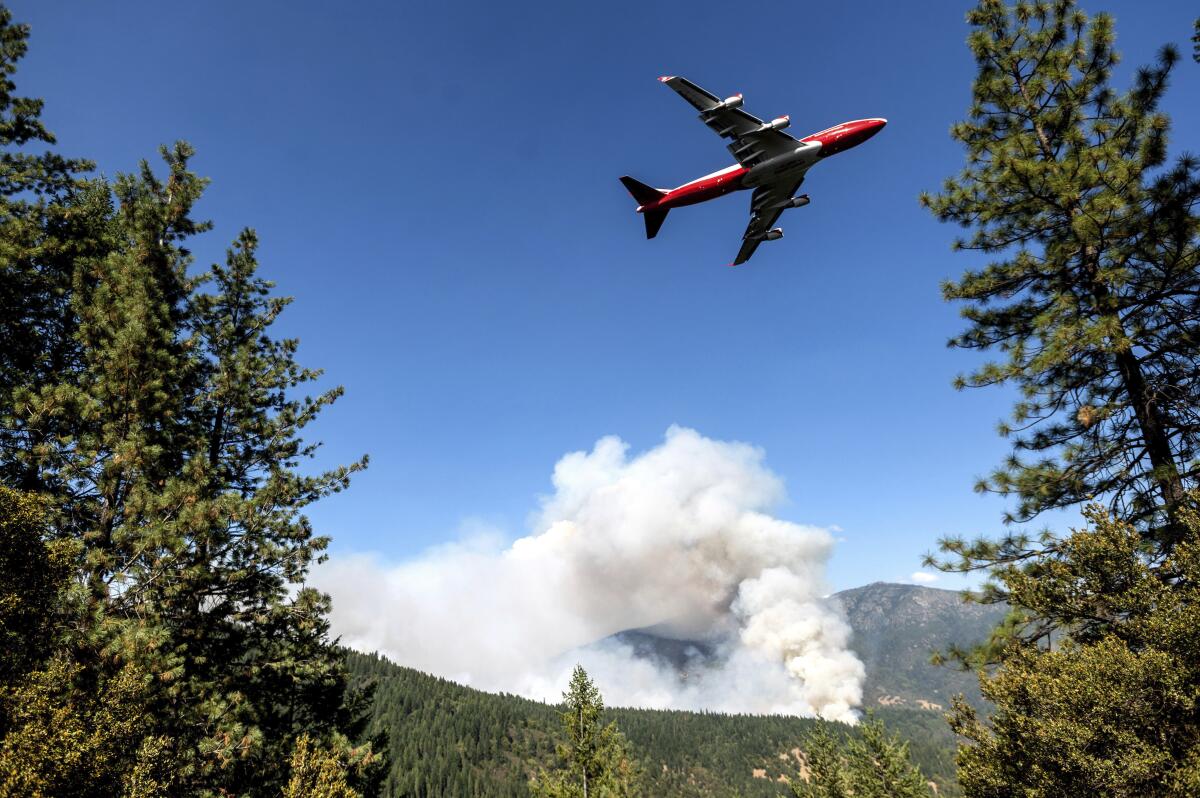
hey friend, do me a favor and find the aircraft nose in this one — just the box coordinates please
[860,118,887,142]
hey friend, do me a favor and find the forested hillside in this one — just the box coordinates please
[342,582,996,795]
[346,651,960,797]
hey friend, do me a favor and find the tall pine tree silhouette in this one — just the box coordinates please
[923,0,1200,565]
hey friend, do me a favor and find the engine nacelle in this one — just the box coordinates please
[764,228,784,241]
[756,116,790,133]
[785,194,810,209]
[709,94,743,112]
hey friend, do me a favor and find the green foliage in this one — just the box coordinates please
[0,487,70,682]
[0,5,99,495]
[843,717,933,798]
[27,140,372,798]
[348,651,547,797]
[0,655,175,798]
[346,651,963,797]
[0,489,176,798]
[924,6,1200,794]
[789,726,849,798]
[921,0,1200,539]
[790,716,933,798]
[950,504,1200,796]
[0,6,380,795]
[283,734,380,798]
[531,666,641,797]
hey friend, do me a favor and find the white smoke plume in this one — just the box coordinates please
[315,426,864,722]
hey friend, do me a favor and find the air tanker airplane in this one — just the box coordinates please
[620,76,886,265]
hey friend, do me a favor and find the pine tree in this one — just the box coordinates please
[790,725,850,798]
[0,6,99,494]
[0,487,67,682]
[531,666,640,798]
[0,487,176,797]
[922,0,1200,665]
[282,734,371,798]
[37,151,377,794]
[843,717,932,798]
[920,4,1200,791]
[0,6,380,794]
[922,0,1200,546]
[949,504,1200,796]
[791,717,932,798]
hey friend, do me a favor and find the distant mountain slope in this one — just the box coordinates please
[347,650,961,797]
[605,582,1007,713]
[833,582,1008,711]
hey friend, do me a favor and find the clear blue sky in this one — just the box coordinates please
[12,0,1199,590]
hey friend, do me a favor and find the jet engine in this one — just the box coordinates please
[707,94,743,113]
[755,116,790,133]
[764,228,784,241]
[784,194,810,209]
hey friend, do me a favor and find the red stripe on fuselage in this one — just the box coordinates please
[641,166,750,212]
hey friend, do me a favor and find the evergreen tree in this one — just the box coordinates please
[0,6,99,494]
[790,717,932,798]
[0,655,175,798]
[921,3,1200,792]
[532,666,640,798]
[922,0,1200,547]
[0,487,67,683]
[344,650,961,797]
[33,150,376,795]
[843,717,932,798]
[789,725,850,798]
[922,0,1200,660]
[282,734,370,798]
[0,6,380,794]
[949,504,1200,796]
[0,487,176,797]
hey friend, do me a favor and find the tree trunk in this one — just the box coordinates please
[1082,244,1186,539]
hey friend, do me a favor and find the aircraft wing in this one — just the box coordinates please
[732,179,806,266]
[659,75,799,167]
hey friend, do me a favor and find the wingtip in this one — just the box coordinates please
[658,75,675,83]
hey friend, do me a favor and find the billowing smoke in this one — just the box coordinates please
[316,426,864,722]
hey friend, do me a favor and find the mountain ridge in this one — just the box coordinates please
[602,581,1007,712]
[832,581,1007,711]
